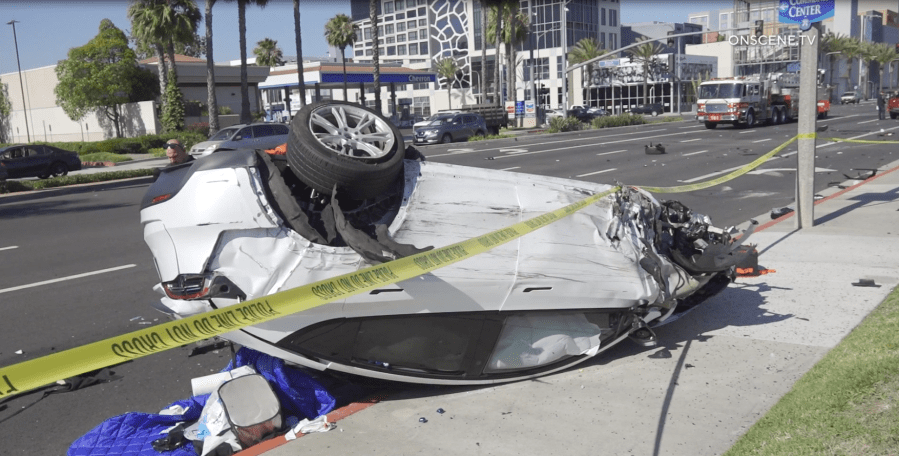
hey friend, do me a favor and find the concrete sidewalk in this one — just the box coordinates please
[250,162,899,456]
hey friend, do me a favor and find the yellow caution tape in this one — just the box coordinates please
[822,137,899,144]
[6,130,888,397]
[637,135,798,193]
[797,132,817,140]
[0,185,623,397]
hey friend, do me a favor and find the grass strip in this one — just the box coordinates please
[724,285,899,455]
[0,169,155,194]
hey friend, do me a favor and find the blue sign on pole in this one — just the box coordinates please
[778,0,835,31]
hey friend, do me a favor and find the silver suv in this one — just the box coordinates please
[189,123,290,158]
[840,91,859,105]
[413,113,487,144]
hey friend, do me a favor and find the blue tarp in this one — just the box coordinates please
[68,348,336,456]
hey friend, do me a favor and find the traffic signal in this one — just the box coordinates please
[754,20,764,37]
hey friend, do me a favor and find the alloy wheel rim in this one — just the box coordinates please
[308,104,395,159]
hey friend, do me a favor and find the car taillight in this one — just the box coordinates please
[163,274,211,300]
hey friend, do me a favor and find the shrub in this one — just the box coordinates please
[79,152,133,163]
[185,122,209,136]
[468,134,514,141]
[592,113,646,129]
[0,169,154,194]
[546,116,584,133]
[148,147,166,158]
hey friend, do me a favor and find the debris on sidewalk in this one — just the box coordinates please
[851,279,881,288]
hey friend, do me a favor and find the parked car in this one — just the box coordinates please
[141,100,756,386]
[189,123,290,158]
[629,103,664,116]
[567,106,601,122]
[0,144,82,179]
[545,108,566,121]
[412,110,463,129]
[413,112,487,144]
[840,91,859,104]
[587,107,609,117]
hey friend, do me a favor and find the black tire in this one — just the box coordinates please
[286,100,405,201]
[651,110,658,117]
[441,133,452,144]
[38,173,50,179]
[474,130,485,138]
[50,162,68,178]
[704,122,717,129]
[743,110,755,128]
[891,112,897,120]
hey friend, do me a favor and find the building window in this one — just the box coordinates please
[385,24,394,34]
[407,9,416,18]
[366,49,373,56]
[408,31,418,41]
[408,20,416,28]
[399,33,407,42]
[601,8,606,26]
[610,10,617,27]
[395,0,404,10]
[600,32,605,47]
[396,12,405,20]
[388,46,396,55]
[419,41,428,55]
[384,1,394,13]
[610,33,617,50]
[364,28,371,40]
[398,44,406,55]
[409,42,418,54]
[387,36,396,44]
[413,96,430,118]
[418,18,426,27]
[413,81,429,90]
[355,50,363,56]
[397,22,406,32]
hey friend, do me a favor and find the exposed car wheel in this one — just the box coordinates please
[441,133,452,144]
[704,122,717,129]
[286,100,405,201]
[38,173,50,179]
[50,162,68,178]
[891,112,897,119]
[651,110,659,117]
[474,130,485,138]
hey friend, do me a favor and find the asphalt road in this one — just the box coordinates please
[0,101,896,455]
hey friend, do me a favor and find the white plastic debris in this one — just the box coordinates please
[159,404,191,416]
[285,415,335,440]
[14,350,23,355]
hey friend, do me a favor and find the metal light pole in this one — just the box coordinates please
[7,20,31,143]
[561,1,568,114]
[796,22,820,229]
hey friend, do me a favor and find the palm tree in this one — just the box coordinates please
[324,13,359,102]
[205,0,219,135]
[371,0,381,112]
[501,2,529,107]
[869,42,897,95]
[128,0,171,98]
[480,0,488,104]
[293,0,306,109]
[568,38,606,91]
[627,38,665,104]
[223,0,269,124]
[436,57,460,109]
[487,2,502,105]
[254,38,283,67]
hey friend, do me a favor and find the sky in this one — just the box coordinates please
[0,0,733,74]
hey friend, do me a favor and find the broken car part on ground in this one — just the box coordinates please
[141,101,757,385]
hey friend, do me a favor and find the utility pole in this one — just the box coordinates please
[796,23,820,229]
[7,20,31,143]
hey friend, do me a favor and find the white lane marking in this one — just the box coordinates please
[817,125,899,148]
[500,166,521,171]
[739,130,757,134]
[680,138,702,143]
[857,119,878,124]
[0,246,18,252]
[753,139,771,143]
[597,149,627,156]
[428,128,670,157]
[577,168,618,178]
[0,264,137,295]
[682,150,709,156]
[679,125,703,129]
[492,129,706,160]
[680,165,746,183]
[683,125,899,181]
[748,167,836,175]
[499,148,529,154]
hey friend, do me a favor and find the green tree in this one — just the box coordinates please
[254,38,283,67]
[55,19,160,138]
[0,83,12,143]
[486,1,528,106]
[568,37,606,91]
[223,0,270,124]
[371,0,381,112]
[161,68,186,132]
[435,57,460,109]
[627,38,665,104]
[128,0,171,99]
[480,0,487,104]
[205,0,220,135]
[294,0,307,109]
[869,42,898,95]
[324,13,359,102]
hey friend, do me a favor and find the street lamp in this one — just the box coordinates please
[7,20,31,143]
[823,51,840,102]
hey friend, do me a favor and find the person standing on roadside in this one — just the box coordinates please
[877,92,886,120]
[153,139,194,181]
[164,140,193,166]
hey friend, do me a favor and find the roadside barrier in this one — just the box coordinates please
[2,133,895,397]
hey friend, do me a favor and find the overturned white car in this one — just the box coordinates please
[140,101,756,385]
